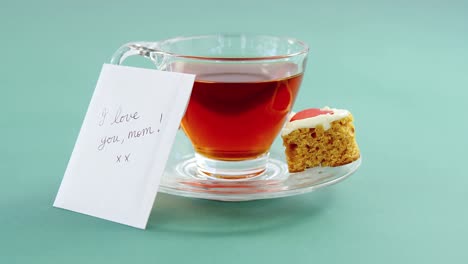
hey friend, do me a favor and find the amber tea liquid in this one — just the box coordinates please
[180,63,303,161]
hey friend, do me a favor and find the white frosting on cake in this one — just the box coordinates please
[281,107,350,136]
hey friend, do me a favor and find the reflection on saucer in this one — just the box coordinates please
[160,132,362,202]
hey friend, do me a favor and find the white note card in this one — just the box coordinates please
[54,64,195,229]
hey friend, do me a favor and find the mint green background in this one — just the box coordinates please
[1,0,467,263]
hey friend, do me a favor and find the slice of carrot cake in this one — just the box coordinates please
[281,107,360,172]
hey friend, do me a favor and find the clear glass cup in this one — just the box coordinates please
[111,34,309,180]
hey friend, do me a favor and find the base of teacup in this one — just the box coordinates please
[194,152,270,180]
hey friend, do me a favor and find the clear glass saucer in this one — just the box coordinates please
[160,131,362,201]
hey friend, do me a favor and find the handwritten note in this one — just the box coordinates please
[54,64,195,229]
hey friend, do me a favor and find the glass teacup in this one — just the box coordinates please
[112,34,309,179]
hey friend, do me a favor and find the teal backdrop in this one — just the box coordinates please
[1,0,467,263]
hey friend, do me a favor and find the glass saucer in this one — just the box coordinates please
[160,131,362,201]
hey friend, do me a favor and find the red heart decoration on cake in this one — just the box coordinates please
[291,108,334,121]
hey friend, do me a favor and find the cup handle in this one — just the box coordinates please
[110,42,158,65]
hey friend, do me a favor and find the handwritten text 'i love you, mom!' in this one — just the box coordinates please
[97,107,163,161]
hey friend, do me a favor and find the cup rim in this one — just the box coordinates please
[154,34,309,61]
